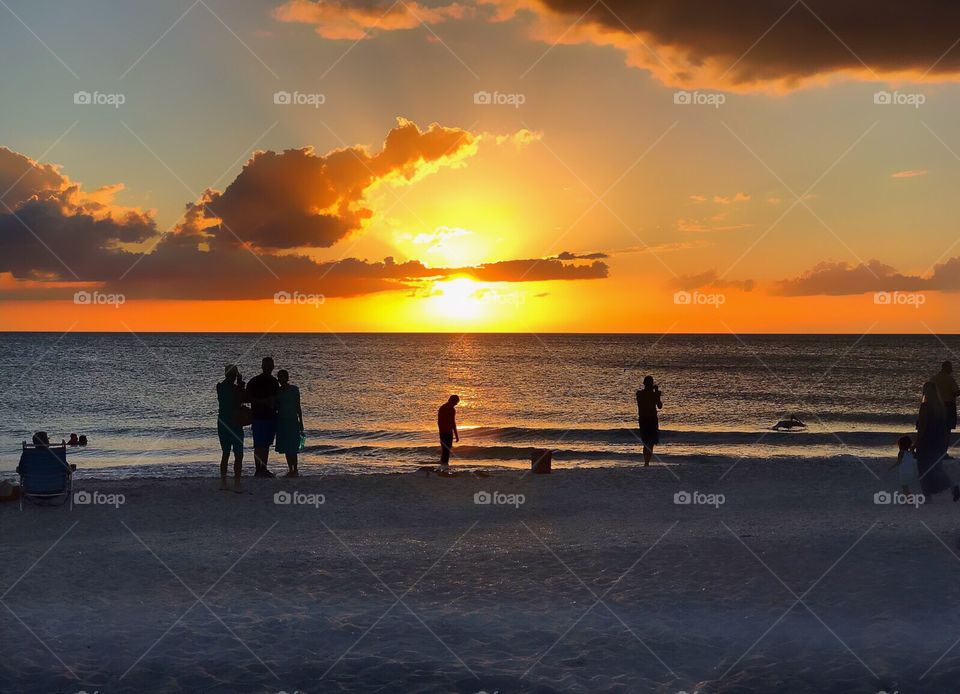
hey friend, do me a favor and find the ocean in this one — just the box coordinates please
[0,332,952,477]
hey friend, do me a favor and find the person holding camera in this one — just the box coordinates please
[636,375,663,466]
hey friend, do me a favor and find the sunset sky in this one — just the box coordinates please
[3,0,960,332]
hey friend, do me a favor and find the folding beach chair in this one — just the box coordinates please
[17,442,73,507]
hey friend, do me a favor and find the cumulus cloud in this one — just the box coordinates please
[0,146,67,208]
[773,260,921,296]
[191,118,477,251]
[0,147,155,281]
[515,0,960,90]
[279,0,960,90]
[766,258,960,296]
[675,256,960,297]
[0,121,610,301]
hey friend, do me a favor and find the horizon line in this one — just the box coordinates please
[3,330,960,337]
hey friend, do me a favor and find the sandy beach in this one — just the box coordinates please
[2,458,960,693]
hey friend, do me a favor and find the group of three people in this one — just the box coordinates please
[217,357,303,490]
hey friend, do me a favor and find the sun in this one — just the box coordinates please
[427,277,487,321]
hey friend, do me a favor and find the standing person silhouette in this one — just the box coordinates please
[246,357,280,478]
[636,376,663,466]
[437,395,460,470]
[216,364,246,491]
[932,360,959,434]
[275,369,304,478]
[916,380,960,501]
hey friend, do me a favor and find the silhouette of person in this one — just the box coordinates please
[773,414,806,430]
[636,376,663,466]
[437,395,460,469]
[67,433,79,446]
[246,357,280,478]
[275,369,304,478]
[217,364,246,490]
[932,361,959,432]
[916,381,960,501]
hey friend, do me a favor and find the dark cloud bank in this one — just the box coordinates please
[0,119,607,301]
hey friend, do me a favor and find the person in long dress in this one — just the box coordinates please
[916,381,960,501]
[275,369,304,478]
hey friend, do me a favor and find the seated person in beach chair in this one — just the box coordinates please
[18,431,74,506]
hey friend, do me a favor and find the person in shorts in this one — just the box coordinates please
[246,357,280,478]
[437,395,460,469]
[216,364,245,490]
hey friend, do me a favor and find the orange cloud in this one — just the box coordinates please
[0,120,608,301]
[190,118,477,251]
[274,0,470,40]
[281,0,960,91]
[891,169,928,178]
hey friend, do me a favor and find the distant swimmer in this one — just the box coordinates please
[772,414,806,431]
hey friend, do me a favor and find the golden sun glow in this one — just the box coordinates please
[427,278,488,321]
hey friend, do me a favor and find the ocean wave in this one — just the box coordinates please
[301,434,902,462]
[314,427,911,447]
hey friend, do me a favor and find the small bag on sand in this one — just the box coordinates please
[531,449,552,474]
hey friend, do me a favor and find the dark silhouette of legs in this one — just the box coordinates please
[440,432,454,467]
[254,446,270,476]
[285,452,298,477]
